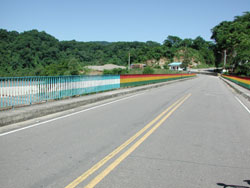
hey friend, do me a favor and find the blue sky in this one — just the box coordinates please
[0,0,249,43]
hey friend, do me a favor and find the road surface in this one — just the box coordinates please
[0,75,249,188]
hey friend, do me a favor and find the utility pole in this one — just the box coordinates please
[128,51,131,70]
[224,49,227,68]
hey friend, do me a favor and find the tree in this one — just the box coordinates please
[211,12,250,75]
[180,38,193,48]
[181,47,190,69]
[163,35,182,48]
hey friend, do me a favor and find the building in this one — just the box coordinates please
[168,62,183,71]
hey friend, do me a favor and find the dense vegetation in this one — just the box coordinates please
[211,12,250,76]
[0,12,249,76]
[0,30,214,77]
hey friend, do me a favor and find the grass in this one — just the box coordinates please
[123,68,183,75]
[193,64,215,69]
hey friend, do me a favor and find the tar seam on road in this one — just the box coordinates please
[235,96,250,114]
[0,93,145,137]
[64,93,191,188]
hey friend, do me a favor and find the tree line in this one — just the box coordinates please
[211,12,250,76]
[0,30,214,77]
[0,12,249,77]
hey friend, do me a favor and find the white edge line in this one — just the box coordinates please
[235,96,250,114]
[0,92,144,137]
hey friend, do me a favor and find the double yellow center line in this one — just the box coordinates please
[65,93,191,188]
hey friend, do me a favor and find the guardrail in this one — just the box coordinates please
[120,73,196,87]
[0,73,196,109]
[0,76,120,109]
[221,75,250,90]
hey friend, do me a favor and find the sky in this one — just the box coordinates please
[0,0,249,43]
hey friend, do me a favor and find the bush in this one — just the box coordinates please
[154,65,161,69]
[163,63,169,70]
[103,69,113,75]
[143,66,154,74]
[103,68,128,75]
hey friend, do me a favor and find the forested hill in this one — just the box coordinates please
[0,12,249,77]
[0,29,215,76]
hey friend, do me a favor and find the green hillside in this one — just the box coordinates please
[0,30,214,76]
[0,12,249,76]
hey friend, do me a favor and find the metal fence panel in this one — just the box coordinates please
[0,75,120,108]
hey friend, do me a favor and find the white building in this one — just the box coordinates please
[168,62,183,71]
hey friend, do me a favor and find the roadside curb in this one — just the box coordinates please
[0,77,195,127]
[219,76,250,101]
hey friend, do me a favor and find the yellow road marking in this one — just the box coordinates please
[85,93,191,188]
[65,94,189,188]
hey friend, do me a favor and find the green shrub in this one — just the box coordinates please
[103,69,113,75]
[103,68,128,75]
[163,64,169,70]
[154,65,161,69]
[143,67,154,74]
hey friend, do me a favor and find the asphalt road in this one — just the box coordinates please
[0,75,249,188]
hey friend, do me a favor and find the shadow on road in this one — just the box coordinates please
[217,180,250,188]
